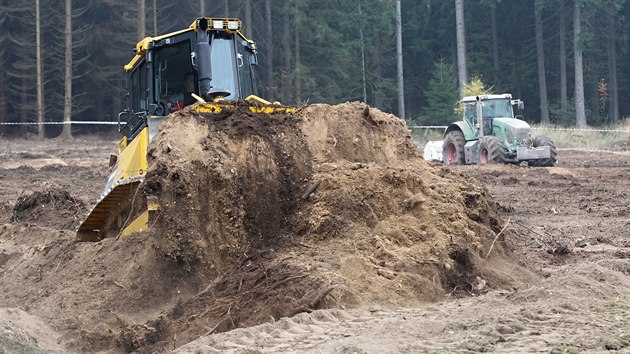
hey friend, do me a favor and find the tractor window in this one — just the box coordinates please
[130,61,148,112]
[482,99,513,118]
[210,35,238,100]
[464,103,476,126]
[153,40,196,114]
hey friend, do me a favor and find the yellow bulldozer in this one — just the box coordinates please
[77,18,292,241]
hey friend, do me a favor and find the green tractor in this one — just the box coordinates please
[442,94,556,167]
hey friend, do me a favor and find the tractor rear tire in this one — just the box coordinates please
[443,131,466,165]
[529,136,557,167]
[479,136,507,164]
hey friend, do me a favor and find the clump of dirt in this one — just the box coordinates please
[111,102,525,352]
[11,184,85,230]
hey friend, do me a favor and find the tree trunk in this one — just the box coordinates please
[590,61,600,121]
[395,0,405,119]
[95,88,104,123]
[0,62,5,135]
[112,96,120,127]
[515,48,523,99]
[608,0,619,123]
[534,4,550,124]
[281,1,291,102]
[20,76,28,136]
[491,5,501,92]
[455,0,467,94]
[359,0,367,103]
[138,0,145,39]
[61,0,73,138]
[36,0,44,138]
[574,1,586,127]
[265,0,273,98]
[244,0,252,38]
[0,0,5,135]
[294,2,301,104]
[153,0,157,35]
[559,0,568,114]
[373,36,384,107]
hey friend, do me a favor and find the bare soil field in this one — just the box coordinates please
[0,110,629,353]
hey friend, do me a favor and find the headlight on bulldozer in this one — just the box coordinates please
[213,20,224,29]
[227,21,240,30]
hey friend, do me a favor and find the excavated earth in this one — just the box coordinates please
[0,103,629,353]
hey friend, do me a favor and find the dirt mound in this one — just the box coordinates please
[11,183,86,230]
[108,102,523,352]
[0,103,526,354]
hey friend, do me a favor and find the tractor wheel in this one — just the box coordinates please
[478,136,507,164]
[443,131,466,165]
[529,136,557,167]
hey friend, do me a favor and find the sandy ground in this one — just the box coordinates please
[0,132,629,353]
[175,265,630,354]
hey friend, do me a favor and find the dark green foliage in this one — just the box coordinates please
[1,0,629,136]
[419,59,459,125]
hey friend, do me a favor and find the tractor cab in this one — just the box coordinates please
[120,18,259,142]
[461,94,521,138]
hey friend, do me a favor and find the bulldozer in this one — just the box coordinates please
[442,94,557,167]
[76,18,292,241]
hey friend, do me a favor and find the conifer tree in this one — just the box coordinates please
[421,59,459,125]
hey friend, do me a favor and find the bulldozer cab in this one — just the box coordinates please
[77,18,296,242]
[121,18,259,141]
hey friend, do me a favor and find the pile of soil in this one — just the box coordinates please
[0,103,527,354]
[11,184,85,230]
[113,102,523,352]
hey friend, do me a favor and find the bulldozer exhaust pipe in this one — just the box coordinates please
[195,18,213,98]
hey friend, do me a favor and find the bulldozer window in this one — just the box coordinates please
[153,40,196,112]
[130,61,148,113]
[236,40,256,97]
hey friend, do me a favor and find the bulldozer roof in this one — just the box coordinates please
[124,17,255,72]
